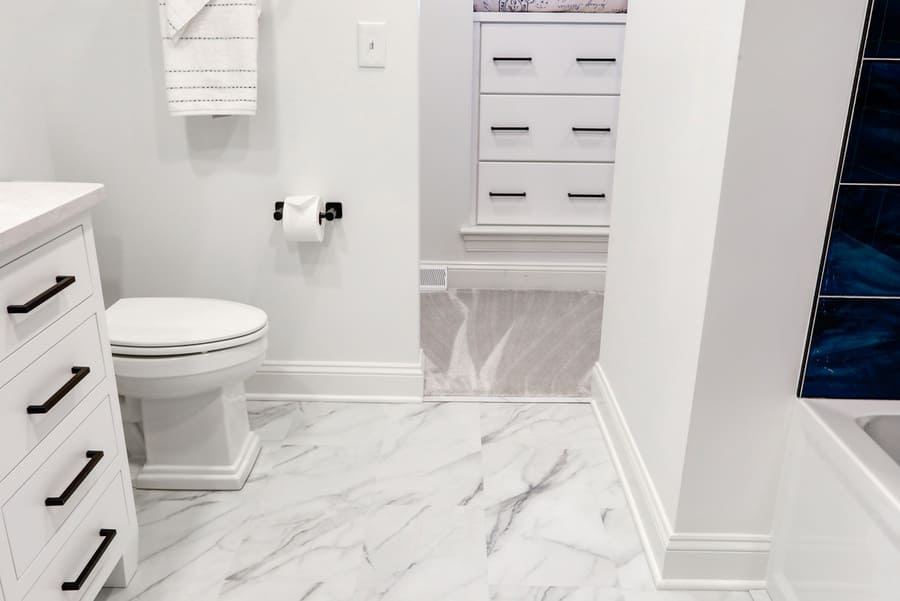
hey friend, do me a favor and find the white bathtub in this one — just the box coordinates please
[769,399,900,601]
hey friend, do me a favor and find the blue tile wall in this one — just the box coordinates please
[843,61,900,183]
[802,0,900,399]
[804,299,900,399]
[867,0,900,57]
[821,186,900,296]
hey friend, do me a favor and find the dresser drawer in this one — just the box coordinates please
[1,227,92,363]
[480,95,619,162]
[481,23,625,94]
[0,314,106,478]
[4,395,118,579]
[23,472,129,601]
[478,162,613,226]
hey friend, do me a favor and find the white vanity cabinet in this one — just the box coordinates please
[470,13,626,238]
[0,183,137,601]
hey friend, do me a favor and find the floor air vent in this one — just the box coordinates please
[420,266,448,291]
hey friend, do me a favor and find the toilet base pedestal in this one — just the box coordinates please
[130,382,262,491]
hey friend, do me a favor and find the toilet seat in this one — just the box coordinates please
[107,297,269,357]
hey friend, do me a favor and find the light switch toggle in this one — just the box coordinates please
[358,21,387,68]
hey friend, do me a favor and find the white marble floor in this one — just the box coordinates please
[99,400,753,601]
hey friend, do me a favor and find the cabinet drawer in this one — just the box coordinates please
[4,395,118,579]
[0,314,106,478]
[24,472,128,601]
[1,227,92,362]
[480,95,619,162]
[481,23,625,94]
[478,162,613,226]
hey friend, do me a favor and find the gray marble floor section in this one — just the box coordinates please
[421,290,604,397]
[99,401,753,601]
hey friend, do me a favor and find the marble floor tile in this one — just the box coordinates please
[369,435,484,507]
[355,505,489,601]
[480,403,607,449]
[98,490,254,601]
[219,502,367,601]
[284,402,398,447]
[488,589,754,601]
[483,444,641,587]
[256,442,382,513]
[102,400,753,601]
[246,400,299,443]
[422,290,603,398]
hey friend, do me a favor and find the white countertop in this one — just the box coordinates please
[0,182,104,255]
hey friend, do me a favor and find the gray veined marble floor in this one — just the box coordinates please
[421,290,604,398]
[99,400,754,601]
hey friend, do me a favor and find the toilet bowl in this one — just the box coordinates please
[106,297,268,491]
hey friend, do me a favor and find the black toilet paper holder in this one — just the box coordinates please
[274,201,343,225]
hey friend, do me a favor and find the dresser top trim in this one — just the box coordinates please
[0,182,104,255]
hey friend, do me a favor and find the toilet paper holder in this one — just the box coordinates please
[273,201,343,225]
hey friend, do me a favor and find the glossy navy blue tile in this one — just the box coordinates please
[803,298,900,399]
[866,0,900,58]
[822,186,900,295]
[843,61,900,183]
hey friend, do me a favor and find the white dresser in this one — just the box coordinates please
[469,12,626,238]
[0,183,137,601]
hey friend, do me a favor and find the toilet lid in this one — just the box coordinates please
[106,298,268,350]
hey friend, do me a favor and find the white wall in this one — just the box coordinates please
[0,6,54,181]
[596,0,869,586]
[2,0,422,391]
[598,0,746,523]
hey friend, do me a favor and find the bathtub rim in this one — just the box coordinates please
[800,398,900,537]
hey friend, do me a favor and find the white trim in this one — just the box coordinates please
[422,260,605,290]
[590,363,769,590]
[473,12,627,24]
[460,225,610,253]
[246,350,425,403]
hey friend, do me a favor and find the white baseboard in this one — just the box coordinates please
[590,363,769,590]
[246,350,425,403]
[422,261,605,291]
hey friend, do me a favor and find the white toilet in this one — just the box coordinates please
[106,297,268,491]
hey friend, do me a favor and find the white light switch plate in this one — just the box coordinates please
[358,21,386,68]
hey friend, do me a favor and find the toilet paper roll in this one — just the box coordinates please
[282,195,325,242]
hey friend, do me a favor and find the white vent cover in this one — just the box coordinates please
[420,266,448,291]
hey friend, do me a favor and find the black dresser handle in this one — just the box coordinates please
[27,366,91,415]
[491,126,530,132]
[7,275,76,314]
[576,57,617,63]
[45,451,104,507]
[568,193,607,199]
[572,127,612,133]
[489,192,527,198]
[61,529,117,591]
[493,56,532,62]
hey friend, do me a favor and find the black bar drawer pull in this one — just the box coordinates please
[45,451,104,507]
[493,57,532,62]
[568,193,607,199]
[7,275,76,314]
[489,192,527,198]
[491,126,530,132]
[576,57,617,63]
[61,529,117,591]
[572,127,612,133]
[27,366,91,415]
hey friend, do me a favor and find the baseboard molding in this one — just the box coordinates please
[422,261,605,291]
[246,350,425,403]
[460,225,609,253]
[590,363,769,590]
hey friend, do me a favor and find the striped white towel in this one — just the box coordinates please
[158,0,259,117]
